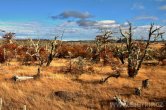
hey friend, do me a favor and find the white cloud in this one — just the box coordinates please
[134,16,158,20]
[97,20,116,25]
[162,19,166,23]
[94,20,119,29]
[0,20,97,40]
[132,25,165,39]
[131,3,145,10]
[159,5,166,10]
[124,22,129,26]
[0,20,165,41]
[76,19,120,29]
[117,23,166,40]
[0,21,57,39]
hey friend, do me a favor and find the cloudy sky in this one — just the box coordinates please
[0,0,166,40]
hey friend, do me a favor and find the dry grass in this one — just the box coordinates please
[0,57,165,110]
[0,42,165,110]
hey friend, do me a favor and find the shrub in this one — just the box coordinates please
[0,47,5,63]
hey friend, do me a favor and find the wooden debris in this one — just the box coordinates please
[13,75,34,81]
[23,105,26,110]
[113,96,127,107]
[13,68,41,81]
[134,87,141,96]
[142,79,149,88]
[99,72,120,84]
[33,67,41,79]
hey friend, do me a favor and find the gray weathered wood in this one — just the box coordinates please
[135,87,141,96]
[13,75,34,81]
[23,105,26,110]
[113,96,127,107]
[142,79,149,88]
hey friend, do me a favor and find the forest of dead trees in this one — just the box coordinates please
[0,23,165,78]
[0,22,165,109]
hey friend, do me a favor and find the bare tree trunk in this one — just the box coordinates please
[120,23,163,77]
[46,54,53,66]
[46,42,55,66]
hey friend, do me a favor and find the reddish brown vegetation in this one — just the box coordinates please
[56,43,90,58]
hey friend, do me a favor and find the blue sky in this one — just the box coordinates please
[0,0,166,40]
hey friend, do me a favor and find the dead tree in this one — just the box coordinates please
[120,22,164,77]
[95,30,114,65]
[25,39,41,65]
[66,51,73,72]
[65,55,85,77]
[74,56,84,74]
[46,40,58,66]
[25,39,49,66]
[2,32,15,44]
[112,44,128,64]
[46,31,64,66]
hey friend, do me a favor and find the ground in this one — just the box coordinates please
[0,58,165,110]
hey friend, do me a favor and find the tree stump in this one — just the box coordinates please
[134,87,141,96]
[142,79,149,88]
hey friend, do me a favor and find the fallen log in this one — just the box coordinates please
[99,72,120,84]
[113,96,127,107]
[113,96,164,109]
[12,68,41,81]
[12,75,34,81]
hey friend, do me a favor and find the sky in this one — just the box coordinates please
[0,0,166,40]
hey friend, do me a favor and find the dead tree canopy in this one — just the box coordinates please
[46,40,60,66]
[2,32,15,39]
[2,32,15,44]
[96,35,111,43]
[120,22,164,77]
[95,30,113,43]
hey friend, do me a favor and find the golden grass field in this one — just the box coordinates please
[0,42,165,110]
[0,55,165,110]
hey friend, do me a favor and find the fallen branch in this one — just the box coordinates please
[23,105,27,110]
[12,75,34,81]
[13,68,41,81]
[113,96,164,108]
[113,96,127,107]
[99,72,120,84]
